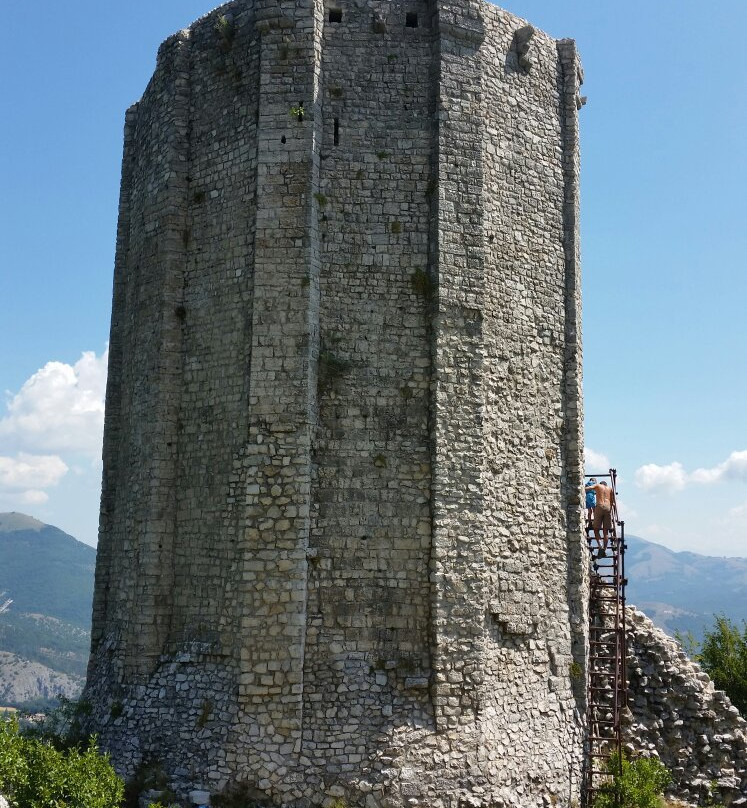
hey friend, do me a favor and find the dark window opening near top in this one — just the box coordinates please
[329,9,342,23]
[405,12,418,28]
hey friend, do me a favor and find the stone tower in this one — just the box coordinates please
[85,1,588,806]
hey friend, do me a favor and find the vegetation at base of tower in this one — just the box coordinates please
[677,614,747,715]
[124,761,176,808]
[212,783,274,808]
[0,715,124,808]
[592,752,670,808]
[20,695,92,750]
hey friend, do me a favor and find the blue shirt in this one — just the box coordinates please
[585,487,596,508]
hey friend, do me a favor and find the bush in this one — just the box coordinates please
[0,716,123,808]
[593,751,671,808]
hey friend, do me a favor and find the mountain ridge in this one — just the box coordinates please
[625,533,747,639]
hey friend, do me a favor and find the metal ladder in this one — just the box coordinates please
[584,469,627,807]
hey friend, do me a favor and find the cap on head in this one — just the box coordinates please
[600,481,608,486]
[589,477,597,483]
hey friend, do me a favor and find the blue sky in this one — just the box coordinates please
[1,0,746,557]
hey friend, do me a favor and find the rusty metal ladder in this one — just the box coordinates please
[583,469,627,807]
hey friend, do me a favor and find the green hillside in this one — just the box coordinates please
[0,512,96,628]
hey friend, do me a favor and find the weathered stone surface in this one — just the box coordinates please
[84,1,587,807]
[625,608,747,806]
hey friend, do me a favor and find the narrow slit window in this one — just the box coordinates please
[333,118,340,146]
[405,12,418,28]
[329,9,342,23]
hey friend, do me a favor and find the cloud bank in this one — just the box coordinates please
[635,450,747,493]
[0,349,107,506]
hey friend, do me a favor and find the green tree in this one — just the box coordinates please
[0,716,123,808]
[698,615,747,715]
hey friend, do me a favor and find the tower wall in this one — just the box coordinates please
[85,2,588,806]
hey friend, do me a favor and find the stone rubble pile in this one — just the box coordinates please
[625,607,747,806]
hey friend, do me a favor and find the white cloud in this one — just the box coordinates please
[0,452,68,492]
[21,489,49,505]
[0,348,108,458]
[584,447,610,472]
[635,449,747,495]
[692,450,747,484]
[634,462,687,493]
[728,502,747,519]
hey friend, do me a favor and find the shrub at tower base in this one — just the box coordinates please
[0,717,124,808]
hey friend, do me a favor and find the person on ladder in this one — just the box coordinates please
[585,477,597,532]
[585,479,615,557]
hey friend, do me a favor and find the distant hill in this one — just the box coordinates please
[625,533,747,640]
[0,512,95,708]
[0,511,96,627]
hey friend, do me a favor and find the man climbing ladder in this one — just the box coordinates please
[585,477,616,557]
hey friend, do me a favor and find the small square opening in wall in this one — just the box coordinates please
[405,12,418,28]
[329,9,342,23]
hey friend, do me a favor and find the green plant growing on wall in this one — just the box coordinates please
[592,752,671,808]
[390,221,402,234]
[411,268,432,298]
[318,350,350,394]
[568,661,582,679]
[376,150,391,160]
[290,103,305,122]
[196,699,213,728]
[215,14,235,52]
[329,86,344,98]
[314,192,328,207]
[373,454,387,468]
[110,700,124,719]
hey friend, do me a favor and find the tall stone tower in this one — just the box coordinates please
[85,1,588,806]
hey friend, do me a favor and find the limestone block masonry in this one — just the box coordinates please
[83,1,588,806]
[625,609,747,806]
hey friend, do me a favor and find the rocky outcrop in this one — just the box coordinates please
[626,608,747,806]
[0,651,83,707]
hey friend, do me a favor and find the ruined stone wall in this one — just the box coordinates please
[625,609,747,806]
[85,2,588,807]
